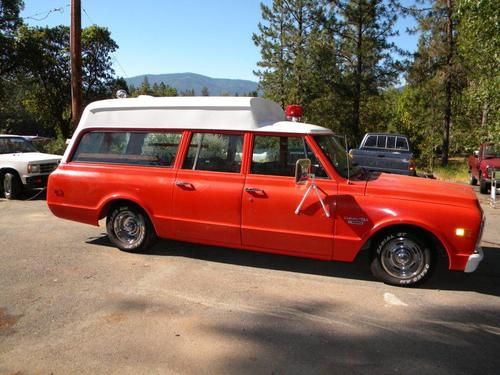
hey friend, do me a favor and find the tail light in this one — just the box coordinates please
[409,159,416,174]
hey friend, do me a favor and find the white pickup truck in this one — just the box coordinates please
[0,135,62,199]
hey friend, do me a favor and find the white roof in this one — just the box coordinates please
[64,96,333,162]
[76,96,333,135]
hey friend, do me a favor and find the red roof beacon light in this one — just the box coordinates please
[285,104,303,122]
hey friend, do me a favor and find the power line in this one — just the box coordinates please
[23,2,130,79]
[24,5,70,21]
[81,5,129,78]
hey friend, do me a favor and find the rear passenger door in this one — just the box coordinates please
[171,132,245,246]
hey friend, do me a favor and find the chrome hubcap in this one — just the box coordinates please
[381,237,425,279]
[4,176,11,193]
[113,210,145,247]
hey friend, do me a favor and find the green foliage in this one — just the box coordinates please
[37,137,68,155]
[130,77,177,97]
[254,0,403,143]
[456,0,499,143]
[0,22,119,138]
[81,25,118,102]
[0,0,23,76]
[433,158,468,183]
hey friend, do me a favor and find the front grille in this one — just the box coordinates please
[40,163,58,174]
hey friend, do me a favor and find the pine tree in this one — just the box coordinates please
[334,0,402,141]
[404,0,460,166]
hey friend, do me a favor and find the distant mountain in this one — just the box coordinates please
[125,73,259,96]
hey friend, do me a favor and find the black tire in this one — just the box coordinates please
[479,176,489,194]
[468,171,477,186]
[370,231,433,287]
[3,172,22,200]
[106,204,156,252]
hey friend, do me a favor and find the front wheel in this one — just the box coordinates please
[370,231,433,287]
[3,173,22,200]
[106,205,156,252]
[479,176,489,194]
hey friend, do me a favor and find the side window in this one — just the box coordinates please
[376,135,386,148]
[72,131,181,167]
[182,132,243,173]
[364,135,377,147]
[396,137,409,151]
[387,136,396,149]
[251,135,328,178]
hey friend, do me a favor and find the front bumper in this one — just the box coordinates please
[464,246,484,273]
[24,174,50,189]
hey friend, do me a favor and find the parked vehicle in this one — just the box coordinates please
[0,135,61,199]
[468,142,500,194]
[350,133,417,176]
[47,97,484,287]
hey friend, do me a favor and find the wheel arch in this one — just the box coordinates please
[0,167,22,181]
[97,196,158,235]
[362,222,449,264]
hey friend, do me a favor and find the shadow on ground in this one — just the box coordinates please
[87,234,500,297]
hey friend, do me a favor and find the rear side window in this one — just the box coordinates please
[364,135,376,147]
[376,136,386,148]
[386,136,396,149]
[182,132,243,173]
[72,131,181,167]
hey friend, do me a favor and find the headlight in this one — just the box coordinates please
[27,164,40,174]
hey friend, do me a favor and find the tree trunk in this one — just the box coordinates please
[441,0,453,167]
[481,102,488,127]
[352,4,363,142]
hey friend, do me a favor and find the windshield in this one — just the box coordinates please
[313,135,365,179]
[0,137,38,154]
[484,143,498,158]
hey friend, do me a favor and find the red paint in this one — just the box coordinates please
[47,130,483,274]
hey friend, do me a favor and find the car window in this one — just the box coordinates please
[364,135,376,147]
[0,137,38,154]
[396,137,409,151]
[376,136,386,148]
[387,136,396,149]
[72,131,181,167]
[484,144,498,157]
[251,135,328,178]
[182,132,243,173]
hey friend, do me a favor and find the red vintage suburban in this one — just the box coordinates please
[47,97,484,287]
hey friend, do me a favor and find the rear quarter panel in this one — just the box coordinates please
[47,163,177,237]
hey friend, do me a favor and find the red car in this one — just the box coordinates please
[47,97,484,287]
[468,142,500,194]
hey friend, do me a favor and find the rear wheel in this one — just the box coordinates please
[468,171,477,186]
[3,172,22,200]
[370,231,433,287]
[106,204,156,252]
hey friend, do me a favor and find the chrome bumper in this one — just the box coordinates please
[464,247,484,273]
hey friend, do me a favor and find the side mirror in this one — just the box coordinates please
[295,158,311,185]
[473,150,479,158]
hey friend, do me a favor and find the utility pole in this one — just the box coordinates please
[70,0,82,131]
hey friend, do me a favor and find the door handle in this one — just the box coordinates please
[175,181,191,187]
[245,187,264,193]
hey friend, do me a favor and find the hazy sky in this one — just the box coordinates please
[21,0,418,81]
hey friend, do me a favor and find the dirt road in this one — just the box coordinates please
[0,190,499,374]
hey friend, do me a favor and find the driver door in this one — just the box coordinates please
[241,135,337,260]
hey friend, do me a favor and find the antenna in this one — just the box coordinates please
[345,134,350,184]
